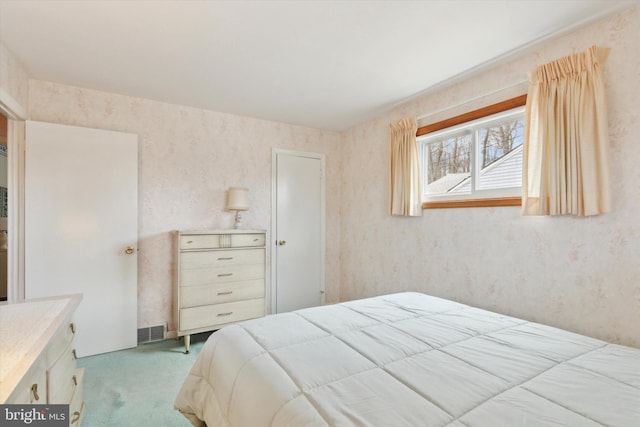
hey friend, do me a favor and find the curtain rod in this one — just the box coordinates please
[416,79,528,121]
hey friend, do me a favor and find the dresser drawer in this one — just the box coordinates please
[180,298,265,331]
[180,248,264,270]
[46,320,76,367]
[180,263,264,287]
[180,234,220,250]
[69,368,84,426]
[180,233,265,250]
[47,343,77,404]
[5,358,46,404]
[180,279,265,308]
[231,233,266,247]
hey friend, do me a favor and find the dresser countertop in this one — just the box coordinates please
[177,229,266,235]
[0,294,82,402]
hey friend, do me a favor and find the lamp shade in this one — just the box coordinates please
[227,187,249,211]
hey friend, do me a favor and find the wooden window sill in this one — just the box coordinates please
[422,197,522,209]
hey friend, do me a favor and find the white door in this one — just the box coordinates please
[272,150,324,313]
[25,121,138,357]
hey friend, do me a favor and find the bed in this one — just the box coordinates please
[174,292,640,426]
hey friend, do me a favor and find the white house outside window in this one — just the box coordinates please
[418,106,525,204]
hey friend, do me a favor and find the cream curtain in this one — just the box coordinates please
[390,117,422,216]
[523,45,612,216]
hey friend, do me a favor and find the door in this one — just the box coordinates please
[25,121,138,357]
[272,150,324,313]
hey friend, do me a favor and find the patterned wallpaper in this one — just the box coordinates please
[0,43,29,113]
[27,82,343,331]
[340,6,640,347]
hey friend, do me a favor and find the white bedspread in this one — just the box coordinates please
[174,292,640,427]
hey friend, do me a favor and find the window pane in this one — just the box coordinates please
[477,118,524,190]
[424,133,472,195]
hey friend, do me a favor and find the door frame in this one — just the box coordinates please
[271,148,326,314]
[0,88,28,303]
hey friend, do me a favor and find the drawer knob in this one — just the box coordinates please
[72,349,78,360]
[31,384,39,401]
[217,257,233,261]
[217,273,233,277]
[217,291,233,296]
[71,411,81,424]
[217,312,233,317]
[70,322,76,334]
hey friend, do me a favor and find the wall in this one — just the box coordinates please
[340,6,640,347]
[27,82,342,331]
[0,43,29,113]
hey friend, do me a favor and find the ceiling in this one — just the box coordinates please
[0,1,635,131]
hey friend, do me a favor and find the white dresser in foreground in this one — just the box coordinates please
[174,229,266,353]
[0,294,85,426]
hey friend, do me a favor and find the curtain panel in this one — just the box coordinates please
[390,117,422,216]
[523,45,612,216]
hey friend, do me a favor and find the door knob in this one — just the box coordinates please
[125,246,135,255]
[278,240,287,246]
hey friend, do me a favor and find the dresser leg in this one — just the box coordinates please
[184,335,190,354]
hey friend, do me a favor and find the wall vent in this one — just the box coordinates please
[137,324,166,344]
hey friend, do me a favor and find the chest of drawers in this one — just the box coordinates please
[0,294,85,426]
[175,230,266,353]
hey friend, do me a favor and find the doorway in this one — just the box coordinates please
[0,114,7,301]
[0,93,27,304]
[271,149,325,313]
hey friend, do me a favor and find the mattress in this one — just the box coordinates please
[174,292,640,426]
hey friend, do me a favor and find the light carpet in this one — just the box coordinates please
[77,333,211,427]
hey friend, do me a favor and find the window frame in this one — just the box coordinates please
[416,95,527,209]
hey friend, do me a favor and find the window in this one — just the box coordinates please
[416,96,526,208]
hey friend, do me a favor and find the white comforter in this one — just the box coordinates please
[174,292,640,427]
